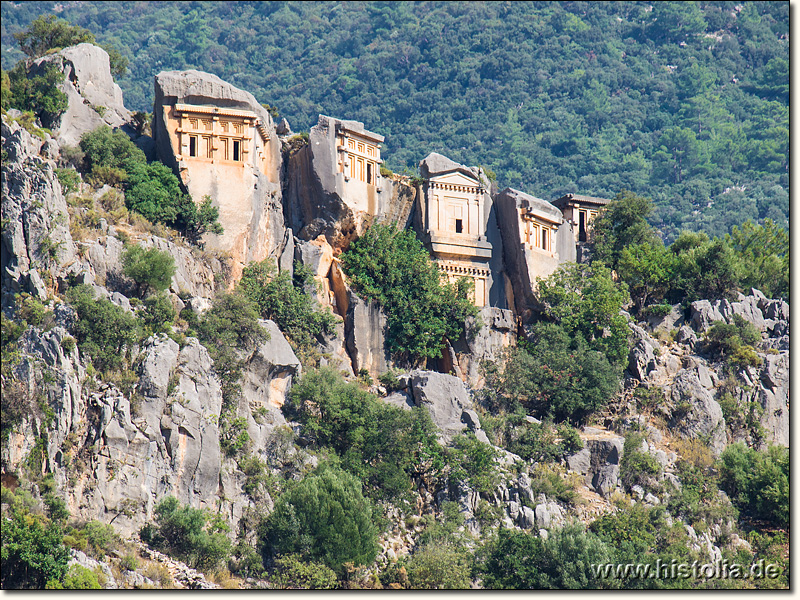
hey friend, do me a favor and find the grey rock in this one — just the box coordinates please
[384,391,414,411]
[27,269,48,299]
[345,291,387,377]
[519,506,536,529]
[628,323,659,381]
[276,118,291,135]
[675,325,698,347]
[689,300,723,332]
[409,370,472,442]
[455,307,516,388]
[538,529,549,540]
[644,492,661,505]
[566,447,592,474]
[30,43,130,147]
[186,296,213,315]
[755,352,789,446]
[646,303,684,332]
[534,502,565,530]
[109,291,132,313]
[507,500,521,520]
[669,369,726,455]
[631,485,645,500]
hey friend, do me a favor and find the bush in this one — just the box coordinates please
[405,541,471,589]
[286,367,445,500]
[238,259,336,359]
[0,511,70,589]
[271,554,338,589]
[448,432,499,494]
[491,322,620,423]
[79,126,146,174]
[142,496,232,571]
[619,432,661,490]
[46,564,103,589]
[195,292,268,406]
[140,291,177,334]
[340,223,477,362]
[718,443,788,527]
[14,14,94,58]
[259,465,379,574]
[55,168,81,195]
[122,245,176,297]
[7,61,68,125]
[65,284,139,372]
[481,524,612,589]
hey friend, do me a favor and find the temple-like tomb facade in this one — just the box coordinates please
[419,154,493,307]
[552,193,611,243]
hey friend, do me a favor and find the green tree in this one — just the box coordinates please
[13,15,94,58]
[65,284,139,372]
[271,554,338,589]
[1,512,70,589]
[7,61,68,124]
[79,126,146,174]
[724,219,788,299]
[591,191,659,271]
[494,323,620,423]
[617,241,677,313]
[718,443,789,527]
[141,496,232,571]
[121,245,176,296]
[536,262,630,366]
[259,465,379,574]
[340,223,477,363]
[669,233,740,302]
[140,291,177,334]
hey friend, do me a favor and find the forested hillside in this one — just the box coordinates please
[1,1,788,241]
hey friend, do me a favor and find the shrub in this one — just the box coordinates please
[140,291,177,334]
[259,465,379,574]
[55,167,81,195]
[65,284,139,372]
[0,511,70,589]
[286,367,445,500]
[7,61,68,125]
[119,554,139,571]
[238,259,336,359]
[271,554,338,589]
[448,432,500,494]
[79,126,146,174]
[491,323,620,423]
[718,443,788,527]
[619,432,661,490]
[340,223,477,362]
[529,463,580,506]
[122,245,176,296]
[14,14,94,58]
[195,292,268,406]
[141,496,232,571]
[46,564,103,589]
[405,541,472,589]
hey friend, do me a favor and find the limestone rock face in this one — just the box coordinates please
[2,116,77,300]
[29,43,130,147]
[283,115,416,250]
[345,291,388,377]
[627,323,659,382]
[453,307,516,388]
[669,369,727,456]
[153,70,286,280]
[755,352,789,446]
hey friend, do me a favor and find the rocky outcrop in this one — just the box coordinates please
[283,115,416,250]
[29,43,130,147]
[566,428,624,498]
[2,116,77,302]
[452,307,516,388]
[669,368,726,456]
[627,323,659,382]
[404,370,482,443]
[345,291,388,377]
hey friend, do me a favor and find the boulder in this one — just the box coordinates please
[29,43,130,147]
[627,323,659,381]
[756,352,789,446]
[454,307,516,388]
[408,370,472,442]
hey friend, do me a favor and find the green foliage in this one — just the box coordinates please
[492,323,620,423]
[619,432,662,491]
[705,314,762,369]
[65,284,139,373]
[141,496,232,571]
[195,292,268,406]
[718,443,788,527]
[405,541,472,589]
[140,291,176,334]
[271,554,338,589]
[238,259,336,360]
[46,564,102,589]
[481,523,612,589]
[340,223,477,362]
[591,191,660,271]
[0,510,70,589]
[528,463,580,506]
[725,219,789,299]
[536,262,630,366]
[6,60,68,126]
[13,14,94,58]
[122,245,176,296]
[448,432,499,494]
[79,125,146,173]
[286,367,445,501]
[669,233,741,303]
[219,414,249,458]
[55,167,81,195]
[259,465,379,574]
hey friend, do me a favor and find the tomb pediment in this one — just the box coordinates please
[430,170,480,189]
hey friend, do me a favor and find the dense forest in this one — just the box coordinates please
[0,1,788,242]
